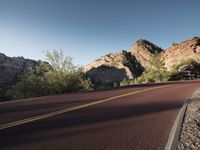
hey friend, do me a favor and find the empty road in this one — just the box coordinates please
[1,81,200,150]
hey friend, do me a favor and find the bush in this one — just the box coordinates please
[5,50,94,100]
[134,53,171,84]
[172,42,179,46]
[173,59,197,71]
[134,70,171,84]
[5,61,52,99]
[120,78,130,87]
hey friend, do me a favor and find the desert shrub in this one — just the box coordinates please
[134,70,171,84]
[120,78,130,87]
[173,59,197,71]
[5,61,52,99]
[134,53,171,84]
[5,50,94,100]
[169,59,200,81]
[113,83,118,88]
[172,42,179,46]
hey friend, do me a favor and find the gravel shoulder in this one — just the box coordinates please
[178,89,200,150]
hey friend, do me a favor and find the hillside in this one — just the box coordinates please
[162,37,200,70]
[1,36,200,88]
[0,53,37,85]
[83,51,143,85]
[84,37,200,85]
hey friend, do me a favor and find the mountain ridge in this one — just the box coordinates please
[84,36,200,85]
[0,53,37,85]
[0,36,200,86]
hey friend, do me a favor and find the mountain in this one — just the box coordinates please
[83,50,143,85]
[161,37,200,70]
[1,36,200,87]
[0,53,37,85]
[84,37,200,85]
[130,39,163,69]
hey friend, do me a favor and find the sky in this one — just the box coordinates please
[0,0,200,65]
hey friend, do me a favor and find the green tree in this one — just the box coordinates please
[44,50,80,93]
[149,52,165,71]
[134,53,170,83]
[5,50,94,100]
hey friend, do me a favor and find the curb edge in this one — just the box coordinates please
[165,102,188,150]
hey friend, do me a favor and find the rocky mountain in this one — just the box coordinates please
[161,37,200,70]
[130,39,163,69]
[1,36,200,87]
[0,53,37,85]
[84,37,200,85]
[83,51,143,85]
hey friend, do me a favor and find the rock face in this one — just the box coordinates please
[1,36,200,87]
[84,39,162,85]
[0,53,37,85]
[84,37,200,85]
[130,39,163,69]
[170,62,200,80]
[83,51,143,85]
[162,37,200,70]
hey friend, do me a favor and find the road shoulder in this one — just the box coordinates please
[177,89,200,150]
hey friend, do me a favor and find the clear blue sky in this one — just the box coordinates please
[0,0,199,65]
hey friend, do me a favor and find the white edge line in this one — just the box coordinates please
[165,102,188,150]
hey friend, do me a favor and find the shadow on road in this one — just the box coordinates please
[0,100,182,147]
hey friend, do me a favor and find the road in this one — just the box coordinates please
[0,81,200,150]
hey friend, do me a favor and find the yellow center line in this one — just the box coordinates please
[0,85,170,130]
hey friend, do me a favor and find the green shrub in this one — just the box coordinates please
[134,70,171,84]
[120,78,130,87]
[173,59,197,71]
[134,53,170,84]
[5,50,94,100]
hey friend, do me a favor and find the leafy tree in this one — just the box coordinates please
[5,50,94,100]
[45,50,76,73]
[149,52,165,71]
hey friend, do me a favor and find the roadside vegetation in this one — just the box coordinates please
[4,50,94,100]
[133,53,171,84]
[2,50,200,101]
[119,57,200,87]
[169,59,200,81]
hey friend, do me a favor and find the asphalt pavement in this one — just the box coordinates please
[1,81,200,150]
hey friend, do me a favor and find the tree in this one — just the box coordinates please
[149,52,165,71]
[44,50,79,93]
[5,50,94,100]
[45,50,76,73]
[134,53,170,83]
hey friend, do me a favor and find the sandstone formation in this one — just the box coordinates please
[84,37,200,85]
[1,36,200,87]
[84,39,163,84]
[170,62,200,80]
[83,51,143,85]
[130,39,163,69]
[0,53,37,85]
[162,37,200,70]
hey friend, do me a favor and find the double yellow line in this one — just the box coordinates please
[0,85,168,130]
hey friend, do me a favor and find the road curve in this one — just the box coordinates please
[0,81,200,150]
